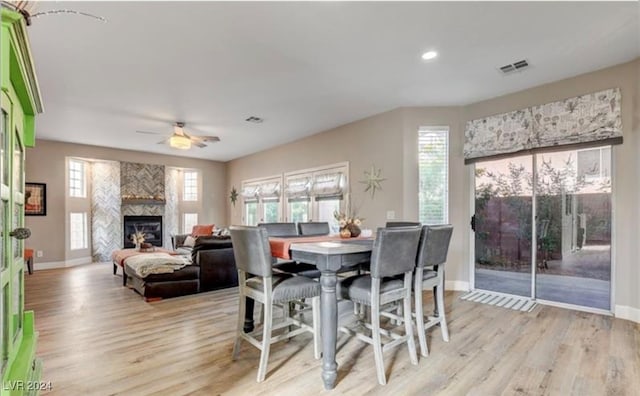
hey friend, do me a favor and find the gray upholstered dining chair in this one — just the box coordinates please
[258,222,320,278]
[257,222,298,237]
[297,222,330,236]
[414,224,453,357]
[230,226,321,382]
[339,226,421,385]
[385,221,421,228]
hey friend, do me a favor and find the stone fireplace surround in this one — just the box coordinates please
[120,162,166,247]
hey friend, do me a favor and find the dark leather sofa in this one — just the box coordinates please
[125,235,238,300]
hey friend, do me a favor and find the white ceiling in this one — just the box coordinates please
[27,1,639,161]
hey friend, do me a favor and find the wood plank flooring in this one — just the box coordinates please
[25,263,640,395]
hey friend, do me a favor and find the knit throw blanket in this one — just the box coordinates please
[125,253,191,278]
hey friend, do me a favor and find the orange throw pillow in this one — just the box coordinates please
[191,224,214,237]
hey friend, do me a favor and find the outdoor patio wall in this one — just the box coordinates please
[463,59,640,314]
[25,140,227,265]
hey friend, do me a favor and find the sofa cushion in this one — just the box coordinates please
[183,235,197,247]
[176,247,193,255]
[191,224,215,237]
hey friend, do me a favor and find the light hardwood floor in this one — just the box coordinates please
[25,263,639,395]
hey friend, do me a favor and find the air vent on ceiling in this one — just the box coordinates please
[498,59,530,75]
[245,116,264,124]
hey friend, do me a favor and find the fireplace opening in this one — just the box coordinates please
[123,215,163,248]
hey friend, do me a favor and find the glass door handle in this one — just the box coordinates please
[10,227,31,240]
[470,215,476,232]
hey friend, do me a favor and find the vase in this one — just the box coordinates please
[135,243,140,251]
[347,224,361,238]
[339,228,351,239]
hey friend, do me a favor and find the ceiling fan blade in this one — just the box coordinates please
[192,141,207,148]
[136,130,162,135]
[157,138,169,145]
[199,135,220,142]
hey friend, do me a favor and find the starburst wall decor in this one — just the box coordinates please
[230,186,238,207]
[360,165,386,198]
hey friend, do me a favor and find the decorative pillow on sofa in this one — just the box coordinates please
[191,224,215,237]
[183,235,197,247]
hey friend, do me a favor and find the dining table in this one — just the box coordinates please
[243,235,374,390]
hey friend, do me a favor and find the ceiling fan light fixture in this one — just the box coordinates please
[169,135,191,150]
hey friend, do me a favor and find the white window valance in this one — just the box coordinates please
[311,172,344,199]
[284,176,311,199]
[241,185,260,202]
[464,88,623,164]
[258,181,281,200]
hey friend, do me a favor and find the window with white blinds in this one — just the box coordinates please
[418,127,449,225]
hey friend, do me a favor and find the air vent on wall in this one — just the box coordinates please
[245,116,264,124]
[498,59,530,75]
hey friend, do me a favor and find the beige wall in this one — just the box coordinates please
[25,140,227,264]
[227,109,406,229]
[227,58,639,312]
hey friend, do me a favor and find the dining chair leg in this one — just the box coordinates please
[371,280,387,385]
[404,274,418,365]
[282,301,291,341]
[257,283,273,382]
[436,280,449,342]
[233,274,246,360]
[415,271,429,358]
[312,296,321,359]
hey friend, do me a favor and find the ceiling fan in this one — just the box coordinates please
[136,122,220,150]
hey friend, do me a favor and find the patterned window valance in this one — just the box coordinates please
[464,88,623,164]
[258,181,281,200]
[311,172,344,199]
[285,176,311,200]
[240,185,260,202]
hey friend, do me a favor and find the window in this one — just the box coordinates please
[263,199,280,223]
[284,164,347,225]
[183,170,198,201]
[418,127,449,224]
[245,202,258,226]
[69,159,86,198]
[289,200,310,223]
[241,178,282,225]
[317,198,341,233]
[69,212,88,250]
[183,213,198,234]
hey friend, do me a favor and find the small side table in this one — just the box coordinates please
[24,248,34,275]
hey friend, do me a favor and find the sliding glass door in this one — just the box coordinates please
[534,148,611,310]
[473,146,612,310]
[474,156,533,297]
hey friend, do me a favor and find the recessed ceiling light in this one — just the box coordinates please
[421,51,438,61]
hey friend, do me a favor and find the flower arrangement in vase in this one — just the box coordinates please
[131,230,145,250]
[334,210,363,238]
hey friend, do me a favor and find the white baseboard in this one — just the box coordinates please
[614,305,640,324]
[446,280,470,292]
[35,256,92,271]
